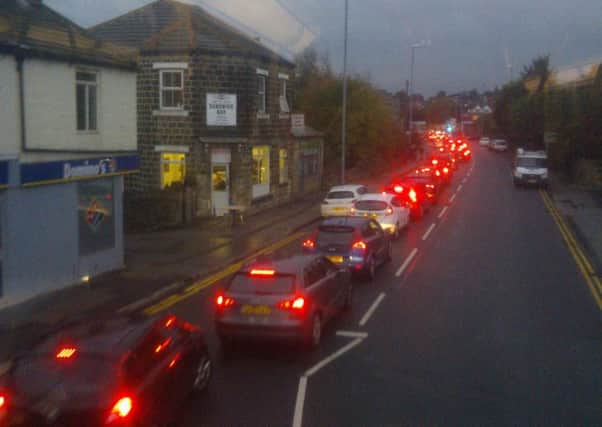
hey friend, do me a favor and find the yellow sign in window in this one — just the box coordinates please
[160,153,186,189]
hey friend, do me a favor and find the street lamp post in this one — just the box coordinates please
[408,40,429,154]
[341,0,349,185]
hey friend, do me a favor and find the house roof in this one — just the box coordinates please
[0,0,137,69]
[90,0,293,66]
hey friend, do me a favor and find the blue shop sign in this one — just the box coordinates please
[21,155,139,187]
[0,161,8,189]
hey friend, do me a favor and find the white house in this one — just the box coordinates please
[0,0,138,306]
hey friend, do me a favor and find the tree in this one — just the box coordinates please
[424,96,456,125]
[521,54,551,93]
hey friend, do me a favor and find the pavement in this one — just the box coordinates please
[0,160,419,362]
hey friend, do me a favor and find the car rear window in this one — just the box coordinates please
[326,191,355,199]
[355,200,387,211]
[228,273,295,295]
[316,226,355,247]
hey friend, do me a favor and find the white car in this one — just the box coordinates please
[491,139,509,152]
[321,185,368,217]
[479,137,490,146]
[513,149,548,188]
[351,193,410,239]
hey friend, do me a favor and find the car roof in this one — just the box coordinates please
[357,192,393,202]
[327,184,365,192]
[28,315,156,359]
[320,216,369,228]
[241,254,321,276]
[517,150,547,159]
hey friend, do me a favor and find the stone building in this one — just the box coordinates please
[91,0,323,221]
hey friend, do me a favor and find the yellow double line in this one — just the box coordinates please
[144,230,307,315]
[539,190,602,310]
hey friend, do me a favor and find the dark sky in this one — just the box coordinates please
[47,0,602,96]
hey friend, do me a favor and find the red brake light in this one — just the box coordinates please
[154,337,172,354]
[278,296,305,311]
[168,353,181,369]
[352,241,367,251]
[164,316,176,328]
[56,347,77,360]
[385,207,393,215]
[443,167,449,174]
[439,147,444,152]
[464,150,471,155]
[435,170,441,176]
[107,396,133,423]
[431,159,438,165]
[250,269,275,276]
[302,239,315,249]
[0,393,6,410]
[409,188,418,203]
[216,294,235,308]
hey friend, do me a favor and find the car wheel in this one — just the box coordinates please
[365,257,376,281]
[385,241,392,263]
[192,351,212,394]
[343,283,353,312]
[305,313,322,349]
[393,224,400,240]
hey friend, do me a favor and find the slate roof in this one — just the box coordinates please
[0,0,136,69]
[90,0,293,66]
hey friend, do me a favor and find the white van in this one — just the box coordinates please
[513,149,548,188]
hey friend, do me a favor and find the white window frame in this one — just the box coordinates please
[76,70,98,132]
[159,69,185,111]
[257,75,267,114]
[252,145,270,198]
[279,78,290,113]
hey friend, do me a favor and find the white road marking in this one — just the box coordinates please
[449,193,457,203]
[395,248,418,277]
[292,376,308,427]
[457,184,463,191]
[438,206,448,218]
[422,223,436,241]
[336,330,369,338]
[305,337,364,377]
[292,337,365,427]
[462,178,467,184]
[358,293,386,326]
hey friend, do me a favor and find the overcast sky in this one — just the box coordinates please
[47,0,602,97]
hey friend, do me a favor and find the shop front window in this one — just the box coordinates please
[160,153,186,189]
[279,148,288,184]
[78,179,115,255]
[252,146,270,198]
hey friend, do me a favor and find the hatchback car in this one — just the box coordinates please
[351,193,410,239]
[490,139,509,152]
[320,185,368,217]
[479,137,490,146]
[215,255,352,349]
[303,217,391,280]
[384,174,435,220]
[0,314,211,427]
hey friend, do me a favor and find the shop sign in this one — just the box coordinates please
[207,93,237,126]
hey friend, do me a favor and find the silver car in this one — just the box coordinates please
[215,255,352,349]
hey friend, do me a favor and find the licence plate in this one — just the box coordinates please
[528,179,537,183]
[362,213,378,218]
[241,305,271,315]
[327,255,343,263]
[333,207,348,212]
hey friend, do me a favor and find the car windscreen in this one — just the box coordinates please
[316,226,355,247]
[517,157,546,168]
[228,273,295,295]
[326,191,355,199]
[355,200,388,211]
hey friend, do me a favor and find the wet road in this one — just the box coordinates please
[164,147,601,426]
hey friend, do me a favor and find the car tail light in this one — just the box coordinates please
[350,207,356,214]
[435,170,441,177]
[439,147,444,152]
[393,185,403,193]
[409,189,417,203]
[0,393,6,410]
[464,150,471,156]
[443,167,449,174]
[302,238,315,249]
[56,346,77,360]
[106,396,133,424]
[385,207,393,216]
[278,296,305,311]
[352,241,367,251]
[154,337,172,354]
[250,269,275,276]
[168,353,181,369]
[431,159,438,165]
[164,315,176,328]
[216,294,235,308]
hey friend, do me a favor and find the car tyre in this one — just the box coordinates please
[365,257,376,281]
[191,350,212,394]
[305,313,322,350]
[343,283,353,312]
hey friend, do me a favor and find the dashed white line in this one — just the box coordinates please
[336,330,369,338]
[292,377,308,427]
[438,206,448,218]
[358,293,385,326]
[449,193,457,203]
[462,178,467,184]
[395,248,418,277]
[457,184,463,191]
[422,223,436,241]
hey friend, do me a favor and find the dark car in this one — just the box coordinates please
[302,217,392,280]
[385,170,438,219]
[0,314,211,427]
[430,153,455,183]
[215,254,352,349]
